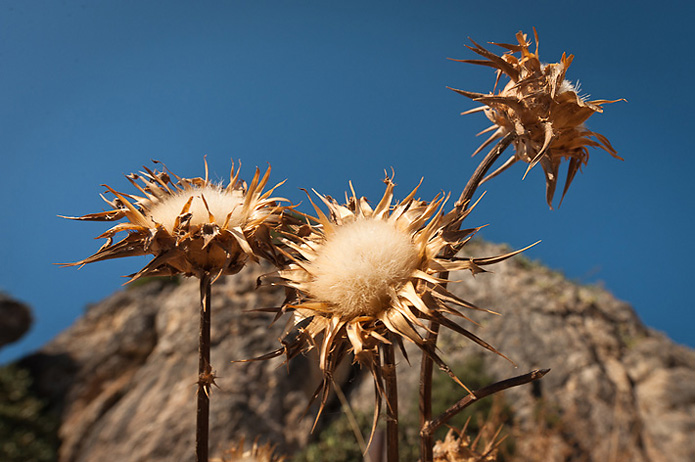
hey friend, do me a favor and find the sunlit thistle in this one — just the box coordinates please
[62,160,287,281]
[62,159,288,462]
[258,175,534,430]
[449,29,624,207]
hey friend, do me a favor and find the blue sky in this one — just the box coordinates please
[1,1,693,363]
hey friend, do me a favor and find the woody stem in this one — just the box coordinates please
[197,274,212,462]
[455,133,514,212]
[423,369,549,435]
[383,336,399,462]
[419,134,513,462]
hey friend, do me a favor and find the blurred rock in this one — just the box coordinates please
[22,269,316,462]
[0,293,32,349]
[20,244,695,462]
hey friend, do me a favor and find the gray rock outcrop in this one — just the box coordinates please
[20,243,695,462]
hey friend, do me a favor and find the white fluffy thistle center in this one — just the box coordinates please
[147,186,246,232]
[307,218,419,319]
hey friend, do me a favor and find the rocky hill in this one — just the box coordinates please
[14,242,695,462]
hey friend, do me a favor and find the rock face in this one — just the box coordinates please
[21,243,695,462]
[352,242,695,462]
[0,293,33,349]
[451,242,695,462]
[22,269,316,462]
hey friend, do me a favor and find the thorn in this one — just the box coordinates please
[196,362,221,397]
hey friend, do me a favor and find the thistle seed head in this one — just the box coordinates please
[450,29,624,208]
[62,159,288,281]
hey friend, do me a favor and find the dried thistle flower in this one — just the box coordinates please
[62,160,287,281]
[258,176,534,425]
[433,419,504,462]
[449,29,624,207]
[214,437,286,462]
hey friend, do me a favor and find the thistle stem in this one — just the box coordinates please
[418,322,439,462]
[419,135,513,462]
[422,369,549,435]
[383,337,399,462]
[197,274,213,462]
[455,134,514,213]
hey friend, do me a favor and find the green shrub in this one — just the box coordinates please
[0,364,59,462]
[292,411,372,462]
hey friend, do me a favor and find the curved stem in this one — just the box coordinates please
[422,369,549,436]
[455,134,514,213]
[383,337,399,462]
[197,274,212,462]
[419,135,513,462]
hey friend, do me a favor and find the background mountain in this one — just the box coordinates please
[6,241,695,462]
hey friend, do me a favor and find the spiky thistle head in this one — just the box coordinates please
[62,159,287,281]
[449,29,624,208]
[256,175,535,432]
[433,420,504,462]
[214,437,286,462]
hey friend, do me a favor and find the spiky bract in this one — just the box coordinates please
[63,160,287,281]
[258,176,533,428]
[450,29,623,207]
